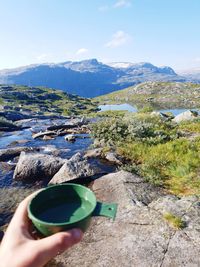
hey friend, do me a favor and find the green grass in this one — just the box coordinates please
[163,213,186,229]
[119,138,200,195]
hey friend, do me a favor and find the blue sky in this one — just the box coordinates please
[0,0,200,71]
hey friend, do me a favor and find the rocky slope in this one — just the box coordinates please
[95,81,200,109]
[0,59,187,97]
[0,84,98,121]
[47,171,200,267]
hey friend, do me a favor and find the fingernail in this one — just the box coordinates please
[70,229,83,241]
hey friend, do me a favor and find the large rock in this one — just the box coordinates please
[48,171,200,267]
[172,110,198,123]
[49,153,99,184]
[13,152,64,181]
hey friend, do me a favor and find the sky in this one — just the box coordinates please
[0,0,200,71]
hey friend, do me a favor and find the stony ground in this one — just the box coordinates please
[46,171,200,267]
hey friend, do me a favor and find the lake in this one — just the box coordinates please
[99,104,199,116]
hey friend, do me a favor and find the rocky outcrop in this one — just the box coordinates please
[50,171,200,267]
[13,152,64,181]
[172,110,199,123]
[49,153,100,184]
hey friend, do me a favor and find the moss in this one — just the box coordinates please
[163,213,186,229]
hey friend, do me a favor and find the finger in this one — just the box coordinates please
[11,190,42,227]
[13,189,41,225]
[34,229,83,266]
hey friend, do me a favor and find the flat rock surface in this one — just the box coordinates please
[47,171,200,267]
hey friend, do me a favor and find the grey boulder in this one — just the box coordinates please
[172,110,198,123]
[49,152,99,184]
[13,152,64,181]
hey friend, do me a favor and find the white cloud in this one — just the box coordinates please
[98,5,109,12]
[98,1,131,12]
[113,0,132,8]
[105,31,131,48]
[76,48,89,55]
[36,53,48,61]
[194,57,200,62]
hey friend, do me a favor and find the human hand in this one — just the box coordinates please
[0,192,83,267]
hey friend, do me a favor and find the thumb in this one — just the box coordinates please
[34,229,83,266]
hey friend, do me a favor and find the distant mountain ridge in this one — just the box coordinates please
[0,59,189,97]
[178,68,200,83]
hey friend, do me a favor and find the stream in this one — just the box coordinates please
[0,117,116,229]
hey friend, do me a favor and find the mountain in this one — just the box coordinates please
[178,68,200,83]
[0,59,187,98]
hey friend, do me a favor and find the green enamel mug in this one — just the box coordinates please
[28,183,117,236]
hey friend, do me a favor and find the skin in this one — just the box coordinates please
[0,192,83,267]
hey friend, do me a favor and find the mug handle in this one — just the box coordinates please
[92,202,117,220]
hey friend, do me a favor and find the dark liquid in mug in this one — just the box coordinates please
[37,198,93,223]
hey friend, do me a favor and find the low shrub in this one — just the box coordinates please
[92,113,180,145]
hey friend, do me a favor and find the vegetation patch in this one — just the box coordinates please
[179,118,200,133]
[92,113,200,195]
[163,213,186,229]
